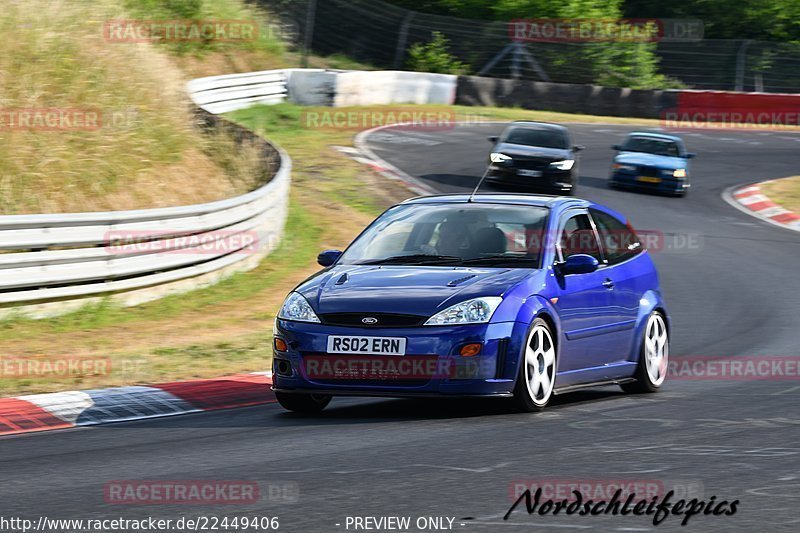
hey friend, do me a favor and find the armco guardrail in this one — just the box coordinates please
[186,70,289,114]
[0,89,290,318]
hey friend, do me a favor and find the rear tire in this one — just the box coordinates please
[275,391,332,413]
[621,311,668,393]
[511,318,557,412]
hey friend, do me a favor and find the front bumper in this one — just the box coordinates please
[609,169,689,195]
[271,319,527,397]
[486,164,575,193]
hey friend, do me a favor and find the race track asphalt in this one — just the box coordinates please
[2,123,799,532]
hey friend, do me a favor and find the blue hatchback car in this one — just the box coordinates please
[272,194,670,413]
[609,132,695,196]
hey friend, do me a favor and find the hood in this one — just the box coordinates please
[295,265,534,317]
[615,151,686,169]
[494,143,572,162]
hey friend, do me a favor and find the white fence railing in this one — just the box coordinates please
[0,161,290,307]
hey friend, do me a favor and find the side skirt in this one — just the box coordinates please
[553,377,637,395]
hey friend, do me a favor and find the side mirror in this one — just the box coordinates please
[685,152,696,159]
[558,254,599,275]
[572,145,585,152]
[611,144,622,151]
[488,136,499,143]
[317,249,342,267]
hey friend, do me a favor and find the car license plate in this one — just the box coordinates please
[517,169,542,177]
[637,176,661,183]
[327,336,406,355]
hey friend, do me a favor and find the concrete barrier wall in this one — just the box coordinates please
[455,75,679,119]
[285,69,337,106]
[334,71,457,107]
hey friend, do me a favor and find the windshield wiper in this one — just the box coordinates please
[357,254,463,265]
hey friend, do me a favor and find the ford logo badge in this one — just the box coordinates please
[362,317,378,325]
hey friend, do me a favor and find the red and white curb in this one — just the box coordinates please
[725,181,800,232]
[0,372,274,437]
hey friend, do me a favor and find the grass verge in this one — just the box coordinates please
[760,176,800,214]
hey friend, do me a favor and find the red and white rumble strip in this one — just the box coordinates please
[0,372,274,437]
[730,181,800,231]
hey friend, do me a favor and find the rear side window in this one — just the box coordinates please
[590,209,642,264]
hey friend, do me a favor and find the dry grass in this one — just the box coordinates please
[0,0,252,214]
[760,176,800,214]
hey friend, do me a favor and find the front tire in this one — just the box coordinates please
[275,391,332,413]
[512,318,557,411]
[621,311,668,393]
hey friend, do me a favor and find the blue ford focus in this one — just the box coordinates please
[272,194,670,413]
[609,132,695,196]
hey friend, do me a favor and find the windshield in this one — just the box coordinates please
[502,127,569,149]
[623,136,682,157]
[339,203,549,268]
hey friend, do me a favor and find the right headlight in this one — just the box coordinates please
[550,159,575,170]
[424,297,503,326]
[672,168,687,178]
[490,152,512,163]
[278,292,320,323]
[612,163,637,172]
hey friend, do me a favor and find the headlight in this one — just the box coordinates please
[550,159,575,170]
[490,152,511,163]
[612,163,637,172]
[278,292,320,323]
[424,297,503,326]
[672,168,687,178]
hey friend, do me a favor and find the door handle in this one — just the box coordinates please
[602,278,615,289]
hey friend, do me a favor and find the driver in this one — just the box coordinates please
[436,218,472,256]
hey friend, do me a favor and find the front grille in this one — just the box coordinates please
[638,165,661,177]
[512,158,551,171]
[319,313,425,328]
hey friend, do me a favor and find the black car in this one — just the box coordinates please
[485,121,584,195]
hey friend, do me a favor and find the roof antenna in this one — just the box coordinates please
[467,165,492,203]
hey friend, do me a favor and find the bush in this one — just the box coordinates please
[406,32,468,75]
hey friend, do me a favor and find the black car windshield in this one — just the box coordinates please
[623,136,682,157]
[339,203,549,268]
[502,127,569,149]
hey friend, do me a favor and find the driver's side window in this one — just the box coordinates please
[558,213,603,263]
